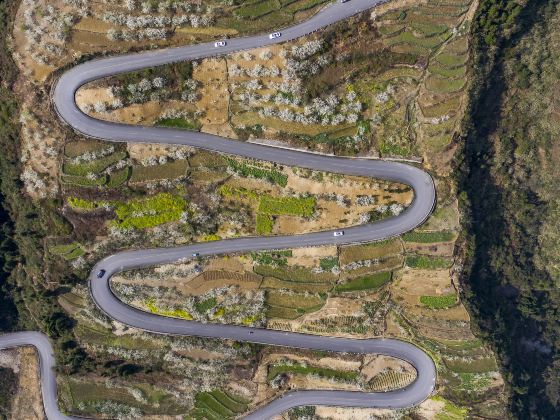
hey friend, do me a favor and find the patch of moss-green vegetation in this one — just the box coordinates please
[130,160,188,183]
[49,242,85,260]
[67,197,107,210]
[64,140,108,158]
[61,143,130,188]
[402,231,456,243]
[189,389,248,419]
[155,117,201,131]
[319,256,338,271]
[255,265,336,284]
[334,271,392,293]
[62,151,127,177]
[145,299,193,320]
[385,30,448,49]
[266,290,325,319]
[258,195,315,217]
[420,294,458,309]
[406,255,453,269]
[68,193,187,229]
[256,213,274,234]
[456,372,492,392]
[431,396,467,420]
[107,167,131,188]
[113,193,187,230]
[436,53,468,68]
[251,250,292,266]
[226,158,288,187]
[61,174,108,187]
[268,362,358,382]
[444,357,498,374]
[65,377,185,417]
[194,297,217,314]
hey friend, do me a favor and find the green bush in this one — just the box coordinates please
[406,255,452,269]
[319,257,338,271]
[195,297,217,314]
[334,271,392,292]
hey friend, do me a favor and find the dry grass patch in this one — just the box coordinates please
[11,347,45,420]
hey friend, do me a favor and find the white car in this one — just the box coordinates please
[214,40,227,48]
[333,231,344,237]
[269,32,281,40]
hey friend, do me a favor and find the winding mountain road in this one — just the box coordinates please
[0,0,438,418]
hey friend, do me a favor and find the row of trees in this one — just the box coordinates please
[458,0,560,417]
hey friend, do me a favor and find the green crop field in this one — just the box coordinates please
[402,231,456,243]
[107,167,131,188]
[258,195,315,217]
[339,239,402,265]
[261,277,333,293]
[64,140,108,158]
[268,363,358,382]
[227,158,288,186]
[334,271,392,292]
[425,75,467,93]
[255,265,336,283]
[130,160,188,183]
[420,294,458,309]
[319,256,338,271]
[435,53,469,68]
[406,255,453,269]
[113,193,187,229]
[61,174,108,187]
[155,117,201,131]
[62,151,127,177]
[50,242,85,261]
[256,213,274,234]
[190,389,248,419]
[419,95,462,118]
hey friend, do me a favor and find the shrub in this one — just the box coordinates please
[319,257,338,271]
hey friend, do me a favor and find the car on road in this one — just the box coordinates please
[192,252,200,257]
[269,32,281,39]
[214,40,227,48]
[96,269,106,278]
[333,231,344,237]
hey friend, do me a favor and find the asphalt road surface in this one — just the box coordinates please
[1,0,437,418]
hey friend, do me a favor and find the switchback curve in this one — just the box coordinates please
[1,1,437,419]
